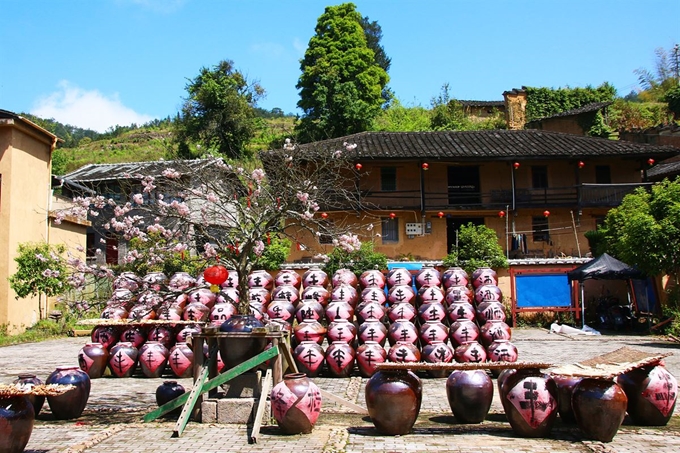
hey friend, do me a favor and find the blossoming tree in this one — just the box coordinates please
[54,140,369,316]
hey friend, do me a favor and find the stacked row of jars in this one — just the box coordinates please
[281,266,519,379]
[82,270,238,379]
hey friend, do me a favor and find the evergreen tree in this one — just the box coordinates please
[296,3,389,142]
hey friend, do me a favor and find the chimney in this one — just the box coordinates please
[503,88,527,130]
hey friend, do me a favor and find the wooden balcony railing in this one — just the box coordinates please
[348,183,651,212]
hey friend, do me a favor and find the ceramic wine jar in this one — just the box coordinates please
[572,378,628,442]
[552,374,582,423]
[46,366,91,420]
[0,395,34,453]
[365,369,422,435]
[12,374,44,416]
[108,342,139,378]
[499,368,558,437]
[271,373,322,434]
[293,341,325,378]
[78,342,109,379]
[446,370,493,423]
[356,341,387,378]
[218,314,267,371]
[617,365,678,426]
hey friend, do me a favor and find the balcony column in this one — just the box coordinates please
[419,161,426,216]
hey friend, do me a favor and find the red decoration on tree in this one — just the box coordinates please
[422,162,429,170]
[513,162,520,169]
[543,210,550,217]
[499,211,506,218]
[204,265,229,293]
[355,163,363,171]
[438,211,444,218]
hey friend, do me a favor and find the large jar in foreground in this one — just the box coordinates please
[271,373,322,434]
[365,369,422,435]
[46,366,91,420]
[500,368,558,437]
[446,370,493,424]
[0,394,34,453]
[572,378,628,442]
[616,365,677,426]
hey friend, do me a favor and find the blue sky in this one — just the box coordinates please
[1,0,678,132]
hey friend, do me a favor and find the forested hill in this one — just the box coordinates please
[25,110,296,175]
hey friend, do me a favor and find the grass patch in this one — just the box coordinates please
[0,318,77,347]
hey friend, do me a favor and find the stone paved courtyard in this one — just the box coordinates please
[1,327,679,453]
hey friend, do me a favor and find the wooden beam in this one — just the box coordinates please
[248,369,273,444]
[318,388,368,415]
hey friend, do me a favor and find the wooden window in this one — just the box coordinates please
[532,216,550,242]
[595,165,611,184]
[381,217,399,242]
[532,166,548,189]
[381,167,397,192]
[318,220,333,245]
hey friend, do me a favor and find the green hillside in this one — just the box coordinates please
[48,114,296,175]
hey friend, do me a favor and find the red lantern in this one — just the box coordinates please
[204,265,229,293]
[422,162,429,170]
[438,211,444,218]
[499,211,506,218]
[355,163,363,171]
[389,212,396,219]
[543,210,550,217]
[578,161,585,168]
[321,212,328,219]
[513,162,520,169]
[648,158,655,166]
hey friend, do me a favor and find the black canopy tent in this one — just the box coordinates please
[567,253,646,326]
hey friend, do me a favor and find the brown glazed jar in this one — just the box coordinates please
[270,373,322,434]
[616,365,677,426]
[500,368,558,438]
[572,378,628,442]
[446,370,494,424]
[365,369,422,435]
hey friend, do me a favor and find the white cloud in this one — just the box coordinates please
[293,38,307,57]
[31,81,153,133]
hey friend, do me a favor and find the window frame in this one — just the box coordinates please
[381,217,399,243]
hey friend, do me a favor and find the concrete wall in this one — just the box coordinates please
[0,119,56,333]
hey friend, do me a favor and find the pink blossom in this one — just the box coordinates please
[162,168,181,179]
[132,193,144,204]
[251,169,266,183]
[253,240,265,257]
[35,253,47,262]
[297,192,309,203]
[334,234,361,253]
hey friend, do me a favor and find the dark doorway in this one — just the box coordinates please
[446,217,484,254]
[447,166,480,206]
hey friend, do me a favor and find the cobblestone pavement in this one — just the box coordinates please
[1,328,679,453]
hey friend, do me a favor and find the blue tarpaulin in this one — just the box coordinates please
[515,274,572,308]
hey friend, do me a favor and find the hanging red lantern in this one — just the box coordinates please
[389,212,396,219]
[543,210,550,217]
[578,161,585,169]
[422,162,429,170]
[648,158,655,166]
[438,211,444,218]
[355,163,363,171]
[321,212,328,219]
[204,265,229,293]
[513,162,520,169]
[498,211,506,218]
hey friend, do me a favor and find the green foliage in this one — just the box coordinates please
[429,84,506,131]
[51,148,69,176]
[295,2,389,142]
[524,83,616,123]
[584,229,607,257]
[596,178,680,283]
[634,44,680,102]
[252,236,292,271]
[174,59,265,159]
[0,318,76,346]
[370,99,431,131]
[323,241,387,278]
[442,223,508,275]
[9,242,68,299]
[609,99,673,131]
[665,86,680,119]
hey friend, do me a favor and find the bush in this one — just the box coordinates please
[323,241,387,278]
[442,223,508,275]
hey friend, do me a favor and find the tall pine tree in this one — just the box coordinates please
[296,3,389,143]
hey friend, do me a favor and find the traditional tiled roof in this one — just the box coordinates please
[60,159,216,182]
[647,155,680,180]
[527,102,613,124]
[459,100,505,108]
[0,108,60,143]
[298,130,679,161]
